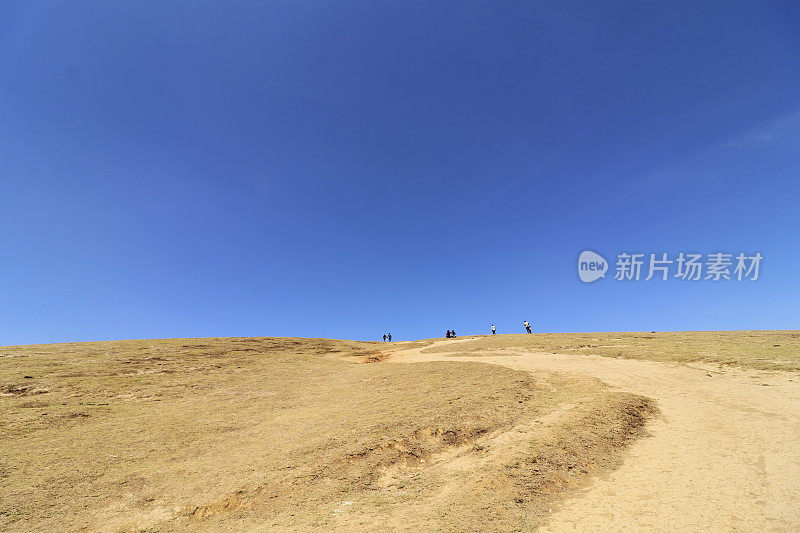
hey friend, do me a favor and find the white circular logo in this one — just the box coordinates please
[578,250,608,283]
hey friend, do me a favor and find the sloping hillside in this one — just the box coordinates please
[0,337,652,531]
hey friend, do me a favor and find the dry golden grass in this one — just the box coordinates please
[423,331,800,371]
[1,337,653,531]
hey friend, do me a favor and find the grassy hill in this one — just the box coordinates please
[0,336,654,531]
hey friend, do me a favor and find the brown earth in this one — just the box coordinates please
[392,332,800,530]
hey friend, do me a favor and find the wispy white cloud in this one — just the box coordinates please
[719,111,800,148]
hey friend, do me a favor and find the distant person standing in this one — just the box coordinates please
[383,334,387,342]
[446,330,451,338]
[387,332,392,342]
[523,320,532,334]
[491,324,496,335]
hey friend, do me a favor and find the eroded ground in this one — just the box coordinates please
[390,332,800,531]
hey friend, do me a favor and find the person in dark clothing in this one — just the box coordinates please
[446,330,451,338]
[451,330,456,338]
[383,334,387,342]
[387,332,392,342]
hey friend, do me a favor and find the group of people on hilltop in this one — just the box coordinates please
[444,321,532,338]
[387,321,535,340]
[488,322,531,334]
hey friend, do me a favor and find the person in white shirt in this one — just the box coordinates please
[523,320,532,334]
[491,324,496,335]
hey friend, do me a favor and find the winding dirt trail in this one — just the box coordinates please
[390,340,800,531]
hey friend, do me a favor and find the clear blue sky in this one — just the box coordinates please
[2,1,799,344]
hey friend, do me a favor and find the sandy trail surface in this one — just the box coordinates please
[390,340,800,531]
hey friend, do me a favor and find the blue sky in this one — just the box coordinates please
[1,1,799,344]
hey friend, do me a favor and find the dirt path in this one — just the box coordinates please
[390,340,800,531]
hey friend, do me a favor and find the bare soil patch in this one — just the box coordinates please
[396,336,800,531]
